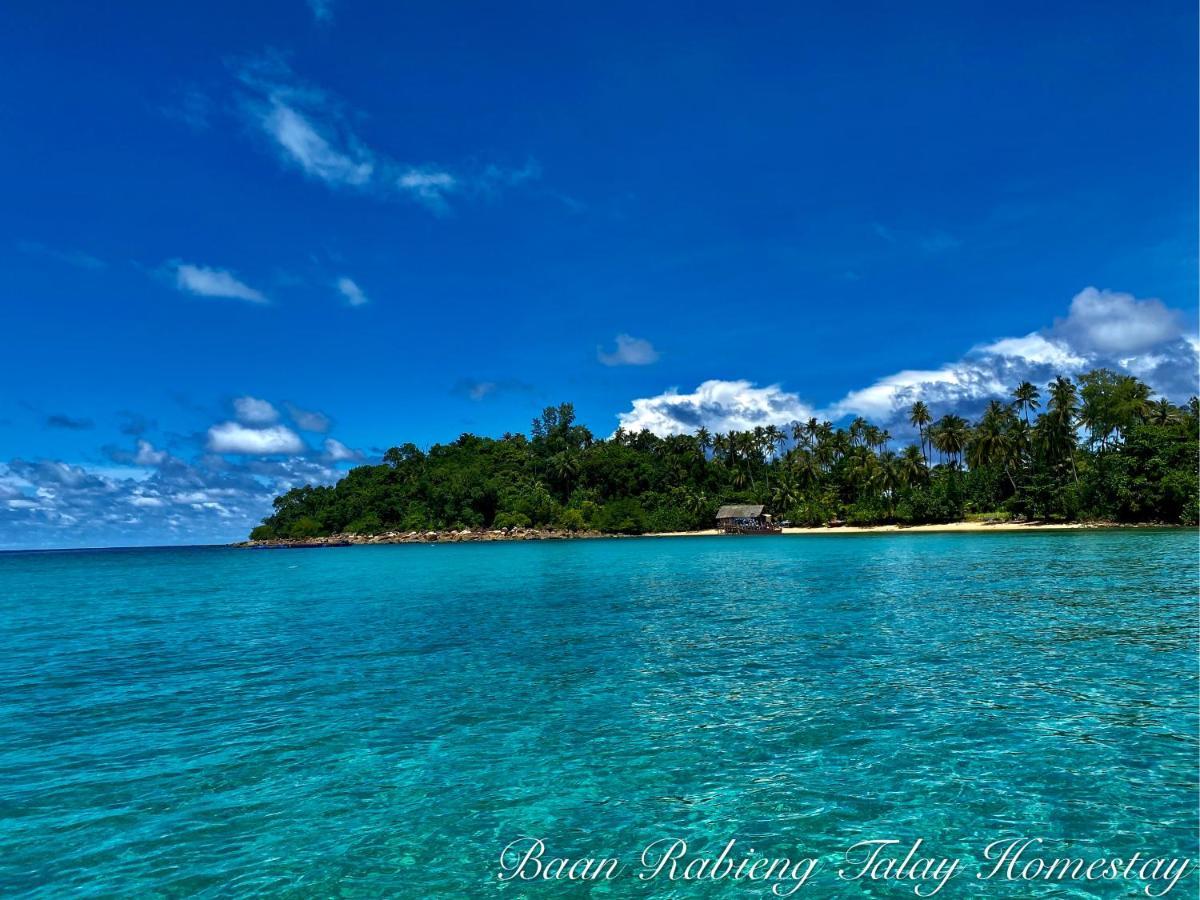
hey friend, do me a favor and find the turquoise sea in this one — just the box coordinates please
[1,531,1196,897]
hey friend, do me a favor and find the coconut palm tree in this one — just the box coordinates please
[1012,381,1040,424]
[899,444,927,487]
[695,426,712,459]
[932,414,970,469]
[790,449,819,490]
[908,401,932,465]
[1148,398,1180,425]
[772,470,801,513]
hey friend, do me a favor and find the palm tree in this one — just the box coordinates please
[1012,381,1040,424]
[846,449,880,499]
[772,471,801,513]
[899,444,927,487]
[932,414,970,469]
[1148,398,1180,425]
[1046,376,1079,480]
[790,449,819,490]
[547,451,579,502]
[1048,376,1078,424]
[908,401,932,465]
[968,401,1020,491]
[695,426,712,459]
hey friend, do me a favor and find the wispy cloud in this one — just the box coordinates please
[259,98,374,187]
[46,414,94,430]
[397,168,458,215]
[233,55,539,215]
[872,222,961,255]
[18,241,106,270]
[336,276,369,306]
[174,263,267,304]
[598,334,660,366]
[452,379,535,401]
[160,88,213,132]
[307,0,334,23]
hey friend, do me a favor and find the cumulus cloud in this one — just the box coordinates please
[1051,287,1185,355]
[617,379,814,435]
[0,453,344,549]
[233,56,537,214]
[133,440,168,466]
[598,334,660,367]
[174,263,267,304]
[286,403,332,432]
[336,276,369,306]
[206,422,305,455]
[233,396,279,425]
[322,438,362,462]
[823,287,1196,425]
[619,287,1197,436]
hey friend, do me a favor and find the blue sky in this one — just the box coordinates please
[1,1,1196,548]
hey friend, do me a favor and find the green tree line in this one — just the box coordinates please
[250,369,1198,539]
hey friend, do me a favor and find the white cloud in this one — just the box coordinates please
[133,440,168,466]
[823,286,1196,424]
[470,382,496,400]
[336,276,369,306]
[1052,287,1184,355]
[234,57,537,215]
[397,168,458,215]
[598,334,660,367]
[286,404,332,432]
[174,263,267,304]
[617,379,814,436]
[206,422,305,455]
[0,453,345,549]
[261,99,374,187]
[233,396,279,425]
[322,438,361,462]
[619,287,1197,436]
[975,333,1086,369]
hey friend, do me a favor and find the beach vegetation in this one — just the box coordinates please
[252,375,1198,537]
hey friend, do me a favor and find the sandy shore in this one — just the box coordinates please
[647,521,1123,537]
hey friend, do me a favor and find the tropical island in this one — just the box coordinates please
[247,369,1198,543]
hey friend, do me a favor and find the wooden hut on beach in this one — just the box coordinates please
[715,504,781,534]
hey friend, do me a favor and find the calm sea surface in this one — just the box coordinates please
[0,531,1196,897]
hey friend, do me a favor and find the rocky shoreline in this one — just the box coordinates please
[235,527,614,548]
[233,519,1179,548]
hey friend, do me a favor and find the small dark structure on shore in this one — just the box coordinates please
[715,504,781,534]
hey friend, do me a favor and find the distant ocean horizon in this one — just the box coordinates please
[2,531,1196,895]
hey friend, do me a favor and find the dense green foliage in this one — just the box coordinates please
[251,370,1198,539]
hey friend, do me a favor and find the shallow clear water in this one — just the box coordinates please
[0,531,1196,897]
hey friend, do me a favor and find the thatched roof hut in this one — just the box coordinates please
[715,504,765,520]
[714,504,779,533]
